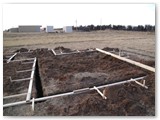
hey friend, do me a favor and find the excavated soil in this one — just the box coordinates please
[3,47,155,116]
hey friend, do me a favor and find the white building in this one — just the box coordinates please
[63,26,73,33]
[46,26,54,33]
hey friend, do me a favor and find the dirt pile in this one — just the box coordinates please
[15,48,28,52]
[54,46,73,53]
[102,47,119,52]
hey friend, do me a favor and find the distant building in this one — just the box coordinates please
[63,26,73,33]
[19,25,41,32]
[46,26,54,33]
[9,28,19,32]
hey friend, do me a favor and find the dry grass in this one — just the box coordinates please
[3,30,155,54]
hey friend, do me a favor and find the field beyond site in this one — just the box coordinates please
[3,30,155,57]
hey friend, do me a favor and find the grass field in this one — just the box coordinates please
[3,30,155,57]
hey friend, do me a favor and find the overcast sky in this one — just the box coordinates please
[2,4,155,30]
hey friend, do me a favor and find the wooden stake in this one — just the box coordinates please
[60,49,63,54]
[32,98,35,112]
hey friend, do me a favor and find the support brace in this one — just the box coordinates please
[7,53,17,63]
[10,77,32,82]
[51,49,57,55]
[135,79,148,89]
[21,61,34,64]
[119,49,121,56]
[16,68,34,73]
[93,86,107,99]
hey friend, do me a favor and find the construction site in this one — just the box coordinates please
[3,29,155,116]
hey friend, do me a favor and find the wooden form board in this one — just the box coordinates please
[26,57,37,102]
[96,48,155,72]
[3,76,145,108]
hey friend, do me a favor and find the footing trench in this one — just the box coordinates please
[34,59,44,98]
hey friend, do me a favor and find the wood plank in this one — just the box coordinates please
[7,53,17,63]
[3,93,27,99]
[51,49,57,55]
[10,58,35,62]
[73,88,90,94]
[16,68,33,73]
[96,48,155,72]
[4,76,146,108]
[10,77,32,82]
[26,57,37,102]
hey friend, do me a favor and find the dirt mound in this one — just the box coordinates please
[102,47,119,52]
[54,46,72,53]
[15,48,28,52]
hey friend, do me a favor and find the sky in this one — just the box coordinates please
[2,4,155,30]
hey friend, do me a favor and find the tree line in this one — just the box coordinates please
[72,24,155,32]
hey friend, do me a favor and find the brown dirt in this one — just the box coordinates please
[3,47,155,116]
[37,50,147,96]
[15,48,29,52]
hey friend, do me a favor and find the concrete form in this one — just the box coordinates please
[3,58,37,107]
[96,48,155,72]
[26,58,37,101]
[3,76,146,108]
